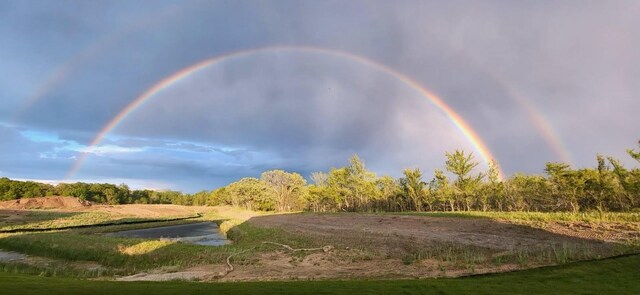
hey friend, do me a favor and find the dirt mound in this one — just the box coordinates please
[0,196,91,209]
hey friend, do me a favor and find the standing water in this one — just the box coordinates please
[106,222,230,246]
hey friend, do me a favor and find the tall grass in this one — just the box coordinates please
[0,261,113,278]
[411,211,640,223]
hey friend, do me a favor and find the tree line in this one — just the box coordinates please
[0,179,188,205]
[2,141,639,212]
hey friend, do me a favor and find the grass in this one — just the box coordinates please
[404,211,640,223]
[0,260,114,278]
[0,206,305,277]
[0,254,638,294]
[0,231,229,274]
[398,239,631,271]
[0,220,317,276]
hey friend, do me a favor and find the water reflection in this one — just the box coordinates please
[106,222,230,246]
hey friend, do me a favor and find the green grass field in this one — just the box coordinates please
[1,254,638,295]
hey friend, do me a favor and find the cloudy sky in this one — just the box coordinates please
[1,0,639,192]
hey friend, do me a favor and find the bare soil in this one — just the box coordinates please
[0,196,91,210]
[117,251,521,282]
[219,251,521,281]
[248,214,616,250]
[544,221,640,242]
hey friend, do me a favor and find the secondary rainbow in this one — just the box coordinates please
[473,64,572,164]
[13,2,189,122]
[439,39,572,164]
[66,45,505,179]
[506,89,572,164]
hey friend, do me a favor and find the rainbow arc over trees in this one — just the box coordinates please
[65,45,505,180]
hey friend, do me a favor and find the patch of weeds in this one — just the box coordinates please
[405,211,640,223]
[0,261,114,278]
[515,249,529,267]
[467,263,476,274]
[552,244,570,264]
[401,254,415,265]
[492,254,506,266]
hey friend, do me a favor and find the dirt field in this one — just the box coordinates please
[206,213,633,281]
[249,214,597,250]
[119,211,638,282]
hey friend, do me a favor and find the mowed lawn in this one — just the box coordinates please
[2,254,638,295]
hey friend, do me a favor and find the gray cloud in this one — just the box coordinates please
[2,0,639,192]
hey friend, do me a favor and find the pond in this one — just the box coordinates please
[105,222,230,246]
[0,250,27,262]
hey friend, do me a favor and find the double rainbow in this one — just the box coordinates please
[65,45,505,180]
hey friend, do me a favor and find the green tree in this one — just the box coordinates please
[207,187,228,206]
[325,167,351,211]
[627,140,640,163]
[376,176,402,211]
[225,178,273,210]
[504,174,547,211]
[445,150,483,211]
[544,163,585,212]
[430,170,455,211]
[608,157,638,210]
[261,170,307,212]
[400,168,426,211]
[131,190,151,204]
[587,155,618,211]
[481,160,505,211]
[345,155,378,211]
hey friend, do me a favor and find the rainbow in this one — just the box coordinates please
[452,51,573,164]
[65,45,505,179]
[13,2,187,122]
[502,87,572,164]
[440,41,572,164]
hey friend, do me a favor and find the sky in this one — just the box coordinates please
[1,0,639,192]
